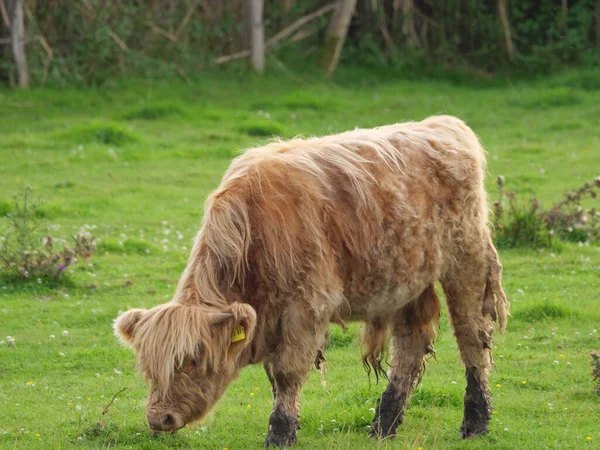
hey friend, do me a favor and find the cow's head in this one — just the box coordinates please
[114,302,256,432]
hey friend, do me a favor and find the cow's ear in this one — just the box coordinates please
[114,308,145,347]
[221,303,257,363]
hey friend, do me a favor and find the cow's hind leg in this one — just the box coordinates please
[442,241,507,438]
[370,285,440,439]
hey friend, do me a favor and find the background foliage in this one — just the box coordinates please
[1,0,599,85]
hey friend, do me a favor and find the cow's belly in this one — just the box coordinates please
[339,235,443,321]
[345,279,431,320]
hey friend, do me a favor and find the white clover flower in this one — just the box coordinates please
[49,335,55,339]
[62,330,69,337]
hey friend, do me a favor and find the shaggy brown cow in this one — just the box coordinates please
[114,115,509,447]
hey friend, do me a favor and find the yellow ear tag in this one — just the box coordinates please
[231,324,246,343]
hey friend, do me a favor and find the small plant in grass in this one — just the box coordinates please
[493,176,600,248]
[0,187,96,281]
[592,351,600,394]
[545,179,600,243]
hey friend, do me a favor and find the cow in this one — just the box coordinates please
[114,115,509,447]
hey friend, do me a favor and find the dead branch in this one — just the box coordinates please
[34,35,54,82]
[199,0,213,22]
[215,48,251,64]
[102,387,126,415]
[147,22,178,43]
[175,64,189,82]
[176,0,202,37]
[35,35,53,60]
[216,2,336,65]
[320,0,358,73]
[498,0,515,62]
[22,0,54,81]
[268,3,336,47]
[291,26,317,43]
[379,22,397,52]
[167,0,203,52]
[0,0,10,27]
[108,29,128,52]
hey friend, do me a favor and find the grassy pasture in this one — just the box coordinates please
[0,71,599,449]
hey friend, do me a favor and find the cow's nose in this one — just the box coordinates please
[147,412,176,431]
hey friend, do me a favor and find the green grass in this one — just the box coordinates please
[1,70,599,449]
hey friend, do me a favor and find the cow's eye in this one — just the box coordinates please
[190,359,198,369]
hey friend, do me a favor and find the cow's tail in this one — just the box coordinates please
[361,318,389,382]
[482,238,510,334]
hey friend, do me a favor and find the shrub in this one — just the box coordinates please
[0,187,96,281]
[591,351,600,394]
[493,176,600,248]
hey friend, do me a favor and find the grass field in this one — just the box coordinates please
[1,70,599,449]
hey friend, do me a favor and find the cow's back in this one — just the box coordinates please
[199,116,488,319]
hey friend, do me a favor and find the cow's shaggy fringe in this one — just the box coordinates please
[114,302,256,393]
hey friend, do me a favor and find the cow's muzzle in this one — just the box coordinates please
[147,411,183,432]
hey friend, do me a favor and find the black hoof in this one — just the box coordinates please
[264,410,298,448]
[265,432,297,448]
[368,429,397,440]
[369,388,404,440]
[460,367,491,439]
[460,421,489,439]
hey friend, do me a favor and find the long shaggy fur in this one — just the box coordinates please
[114,115,509,437]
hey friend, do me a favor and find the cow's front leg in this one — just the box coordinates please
[264,362,277,407]
[264,365,308,447]
[264,302,328,447]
